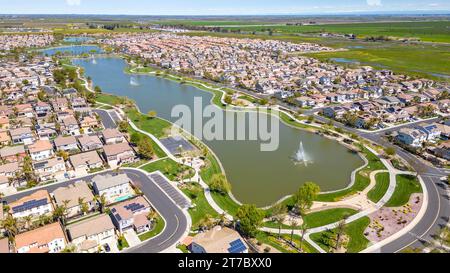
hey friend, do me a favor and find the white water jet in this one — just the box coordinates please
[130,77,139,86]
[292,141,311,167]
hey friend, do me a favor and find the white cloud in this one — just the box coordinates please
[66,0,81,6]
[366,0,382,6]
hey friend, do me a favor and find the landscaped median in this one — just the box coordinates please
[385,174,422,207]
[367,172,390,203]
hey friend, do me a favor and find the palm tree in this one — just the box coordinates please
[289,219,298,245]
[23,216,33,231]
[335,220,346,250]
[78,197,89,215]
[299,223,308,251]
[2,215,18,242]
[271,203,287,239]
[94,194,107,213]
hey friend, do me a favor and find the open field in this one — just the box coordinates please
[217,21,450,43]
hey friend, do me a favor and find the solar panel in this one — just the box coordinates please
[227,239,246,253]
[115,213,122,221]
[12,198,48,213]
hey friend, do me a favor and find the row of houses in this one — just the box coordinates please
[0,172,154,253]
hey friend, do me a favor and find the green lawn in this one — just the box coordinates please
[95,93,127,106]
[127,125,166,158]
[385,174,422,207]
[140,158,194,181]
[138,216,166,241]
[181,183,219,230]
[367,172,390,203]
[117,237,129,251]
[255,232,318,253]
[310,216,371,253]
[264,208,357,229]
[125,108,171,139]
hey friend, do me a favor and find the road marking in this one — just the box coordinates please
[158,214,180,246]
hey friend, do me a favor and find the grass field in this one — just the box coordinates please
[367,172,390,203]
[385,174,422,207]
[140,158,194,181]
[255,232,318,253]
[310,216,371,253]
[264,208,357,229]
[181,183,219,230]
[218,21,450,43]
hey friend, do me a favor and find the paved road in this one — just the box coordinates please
[3,168,189,253]
[311,113,450,252]
[93,109,117,129]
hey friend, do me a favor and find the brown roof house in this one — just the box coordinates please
[52,180,96,218]
[110,196,152,234]
[191,226,248,253]
[66,214,116,253]
[70,151,103,174]
[15,222,67,253]
[103,142,135,168]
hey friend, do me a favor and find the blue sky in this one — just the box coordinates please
[0,0,449,15]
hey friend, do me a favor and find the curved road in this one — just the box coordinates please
[3,168,189,253]
[312,113,450,252]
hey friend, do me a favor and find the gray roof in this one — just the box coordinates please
[92,173,130,191]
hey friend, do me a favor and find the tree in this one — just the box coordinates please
[209,174,231,195]
[95,194,107,213]
[56,150,69,161]
[294,182,321,215]
[335,220,346,250]
[2,215,18,242]
[307,115,315,124]
[78,197,89,215]
[137,138,155,160]
[94,86,102,93]
[299,223,308,251]
[130,132,141,144]
[384,146,396,158]
[147,110,157,119]
[270,203,287,239]
[236,204,264,237]
[117,120,129,133]
[224,95,232,105]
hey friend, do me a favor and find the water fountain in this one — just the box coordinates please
[130,77,139,86]
[292,141,311,166]
[91,58,97,65]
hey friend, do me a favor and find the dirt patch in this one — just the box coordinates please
[365,193,423,242]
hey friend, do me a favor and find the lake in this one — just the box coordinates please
[73,57,364,206]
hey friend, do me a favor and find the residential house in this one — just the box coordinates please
[9,127,34,145]
[8,190,54,219]
[110,196,151,233]
[0,116,10,130]
[0,145,26,162]
[78,135,103,151]
[52,181,95,218]
[295,96,316,108]
[103,142,136,168]
[15,222,67,253]
[51,97,69,112]
[66,214,116,253]
[0,162,20,178]
[322,106,346,119]
[434,141,450,160]
[70,151,103,174]
[33,157,66,182]
[396,128,427,147]
[92,173,133,204]
[190,226,248,253]
[416,123,442,142]
[102,128,125,145]
[61,116,80,136]
[54,135,78,152]
[80,116,100,132]
[28,139,54,161]
[0,131,11,145]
